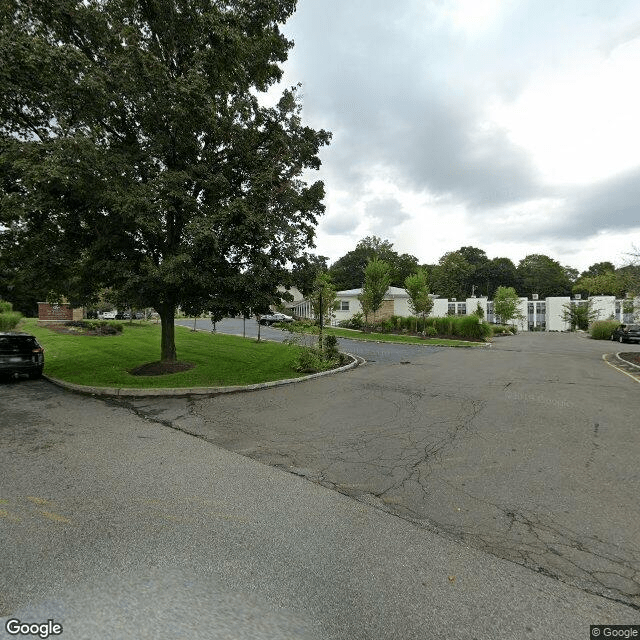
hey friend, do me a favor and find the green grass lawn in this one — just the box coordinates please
[289,325,485,347]
[21,319,305,388]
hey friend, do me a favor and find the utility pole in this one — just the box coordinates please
[318,289,323,350]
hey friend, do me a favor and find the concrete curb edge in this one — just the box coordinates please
[602,353,640,384]
[615,351,640,370]
[43,352,365,398]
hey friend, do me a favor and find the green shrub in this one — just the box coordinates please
[63,320,123,334]
[380,319,394,333]
[338,312,364,330]
[294,347,333,373]
[433,316,454,336]
[0,301,13,314]
[323,334,340,359]
[491,324,518,335]
[0,311,22,330]
[590,320,620,340]
[423,326,437,337]
[453,315,492,340]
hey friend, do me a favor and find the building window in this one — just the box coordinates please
[340,300,349,311]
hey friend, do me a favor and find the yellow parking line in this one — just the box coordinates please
[37,510,71,524]
[0,509,21,523]
[602,354,640,384]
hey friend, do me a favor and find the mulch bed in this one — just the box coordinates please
[39,322,119,336]
[129,361,195,376]
[618,352,640,366]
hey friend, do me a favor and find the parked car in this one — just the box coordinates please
[0,332,45,380]
[259,312,294,326]
[100,310,118,320]
[611,324,640,343]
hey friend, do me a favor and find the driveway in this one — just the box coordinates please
[129,329,640,610]
[2,377,635,639]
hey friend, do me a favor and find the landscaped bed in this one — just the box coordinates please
[618,352,640,367]
[22,318,311,388]
[279,323,488,347]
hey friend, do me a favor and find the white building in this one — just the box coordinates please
[292,286,640,332]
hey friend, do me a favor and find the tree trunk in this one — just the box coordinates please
[158,303,177,362]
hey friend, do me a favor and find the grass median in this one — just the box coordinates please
[21,319,306,389]
[286,325,486,347]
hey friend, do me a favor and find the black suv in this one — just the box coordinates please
[0,332,45,380]
[611,324,640,343]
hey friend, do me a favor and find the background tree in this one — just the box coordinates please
[358,258,391,326]
[493,286,523,325]
[580,262,616,278]
[328,236,418,290]
[572,271,625,298]
[516,254,572,297]
[480,257,519,298]
[0,0,330,362]
[404,269,433,332]
[431,251,474,299]
[291,253,328,297]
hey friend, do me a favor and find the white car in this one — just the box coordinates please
[259,313,294,326]
[100,310,118,320]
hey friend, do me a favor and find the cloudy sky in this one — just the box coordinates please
[269,0,640,271]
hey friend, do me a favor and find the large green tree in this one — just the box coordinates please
[328,236,418,291]
[0,0,330,361]
[516,254,573,298]
[431,251,474,299]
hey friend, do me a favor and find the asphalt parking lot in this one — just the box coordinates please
[140,327,640,610]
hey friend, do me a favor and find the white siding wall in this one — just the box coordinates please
[590,296,616,322]
[466,297,488,318]
[545,297,571,331]
[431,298,449,317]
[393,296,412,317]
[333,295,363,325]
[515,298,528,331]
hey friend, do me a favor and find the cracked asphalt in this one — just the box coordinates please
[132,325,640,611]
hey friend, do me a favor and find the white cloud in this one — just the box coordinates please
[277,0,640,271]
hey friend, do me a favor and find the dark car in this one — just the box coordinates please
[0,332,45,380]
[611,324,640,343]
[258,313,294,326]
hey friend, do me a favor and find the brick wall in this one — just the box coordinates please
[37,302,78,321]
[373,299,395,322]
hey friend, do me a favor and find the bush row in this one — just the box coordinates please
[65,320,124,334]
[0,301,22,330]
[589,320,620,340]
[338,314,493,340]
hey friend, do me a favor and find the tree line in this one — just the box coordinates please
[294,236,640,301]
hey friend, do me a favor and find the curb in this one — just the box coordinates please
[616,352,640,370]
[43,352,364,398]
[602,353,640,384]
